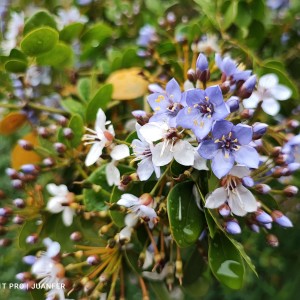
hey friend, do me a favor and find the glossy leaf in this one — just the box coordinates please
[81,22,112,45]
[85,84,113,122]
[0,112,27,135]
[21,27,59,56]
[167,181,205,248]
[4,59,27,73]
[59,22,84,42]
[223,0,238,30]
[23,11,57,35]
[208,232,245,290]
[106,68,148,100]
[68,114,84,148]
[77,77,91,102]
[61,98,85,119]
[36,42,73,67]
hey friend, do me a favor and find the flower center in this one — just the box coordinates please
[215,132,240,154]
[167,103,183,116]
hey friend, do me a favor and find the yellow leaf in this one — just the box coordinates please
[11,132,41,170]
[0,112,27,135]
[106,68,148,100]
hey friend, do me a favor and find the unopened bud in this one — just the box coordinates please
[38,127,50,138]
[70,231,82,241]
[283,185,298,197]
[84,280,96,294]
[63,128,74,140]
[225,219,241,235]
[218,204,231,217]
[139,193,153,206]
[274,154,288,165]
[226,96,240,113]
[55,115,68,126]
[271,210,293,228]
[54,142,67,154]
[6,168,19,179]
[239,75,256,98]
[20,164,38,174]
[18,139,33,151]
[252,122,268,140]
[263,222,272,230]
[242,176,254,187]
[0,207,12,217]
[26,234,38,244]
[187,69,196,82]
[22,255,36,265]
[87,255,100,266]
[250,223,260,233]
[0,216,8,225]
[0,238,12,247]
[271,146,282,158]
[13,215,25,225]
[16,272,32,282]
[43,157,55,167]
[99,273,109,283]
[255,209,273,224]
[166,12,176,25]
[255,184,271,194]
[13,198,25,208]
[220,81,230,94]
[240,108,254,119]
[0,190,5,199]
[287,119,299,129]
[12,179,23,189]
[266,234,279,247]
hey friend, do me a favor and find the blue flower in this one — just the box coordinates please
[198,120,259,178]
[147,78,184,127]
[137,25,158,47]
[176,85,229,140]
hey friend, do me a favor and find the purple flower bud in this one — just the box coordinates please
[18,139,33,151]
[37,127,50,138]
[226,96,240,112]
[255,209,273,224]
[252,122,268,140]
[263,222,272,230]
[255,184,271,194]
[6,168,19,179]
[225,220,241,235]
[132,110,147,118]
[266,234,279,247]
[166,12,176,24]
[13,215,25,225]
[26,234,38,244]
[87,255,100,265]
[13,198,25,208]
[283,185,298,197]
[22,255,37,265]
[70,231,82,241]
[250,223,260,233]
[218,204,231,217]
[43,157,55,167]
[242,176,254,187]
[20,164,36,174]
[271,146,282,157]
[0,238,12,247]
[54,142,67,154]
[239,75,256,98]
[0,207,12,217]
[271,210,293,227]
[287,119,299,129]
[187,69,196,82]
[12,179,23,189]
[196,53,209,72]
[16,272,31,282]
[241,108,254,119]
[288,162,300,173]
[63,128,74,140]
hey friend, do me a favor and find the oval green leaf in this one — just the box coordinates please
[167,181,205,248]
[68,114,84,148]
[208,232,245,290]
[5,59,27,73]
[60,22,84,42]
[21,27,59,56]
[23,11,57,35]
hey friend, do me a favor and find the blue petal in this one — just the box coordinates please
[147,93,169,111]
[232,124,253,145]
[222,57,236,76]
[176,107,198,129]
[196,53,208,71]
[193,116,213,140]
[212,102,230,120]
[185,89,205,106]
[233,145,259,168]
[198,139,219,159]
[205,85,223,106]
[212,120,233,139]
[212,150,235,178]
[233,70,251,82]
[166,78,182,103]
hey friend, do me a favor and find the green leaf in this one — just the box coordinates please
[68,114,84,148]
[36,42,73,67]
[23,11,57,35]
[18,218,41,250]
[4,60,27,73]
[194,0,219,29]
[148,282,173,300]
[208,232,245,290]
[81,22,113,45]
[61,98,85,119]
[60,22,84,42]
[86,84,113,122]
[235,2,252,29]
[223,0,238,30]
[77,77,91,102]
[167,181,205,248]
[21,27,59,56]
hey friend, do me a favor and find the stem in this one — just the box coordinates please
[139,276,150,300]
[114,138,131,146]
[150,164,171,196]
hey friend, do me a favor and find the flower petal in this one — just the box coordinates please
[232,123,253,145]
[166,78,182,103]
[95,108,107,132]
[110,144,130,160]
[62,207,74,226]
[173,140,194,166]
[270,84,292,101]
[106,162,120,186]
[124,213,138,227]
[46,241,61,258]
[261,98,280,116]
[212,120,233,139]
[259,73,278,89]
[152,142,173,166]
[85,141,105,166]
[47,197,64,213]
[229,165,250,178]
[118,193,139,207]
[46,184,68,197]
[243,92,260,109]
[212,150,234,178]
[205,187,227,209]
[137,157,155,181]
[198,139,219,159]
[193,115,213,140]
[147,92,169,111]
[185,89,205,106]
[193,150,208,170]
[139,122,167,143]
[205,85,223,106]
[233,145,259,168]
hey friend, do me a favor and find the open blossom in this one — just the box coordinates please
[117,193,157,228]
[176,85,229,140]
[57,6,88,28]
[193,34,220,54]
[198,120,259,178]
[137,24,158,47]
[139,122,194,167]
[131,123,161,181]
[243,73,292,116]
[46,184,76,226]
[205,166,257,216]
[147,78,185,127]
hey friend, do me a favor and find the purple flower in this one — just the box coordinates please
[198,120,259,178]
[137,25,158,47]
[176,85,229,140]
[147,78,184,127]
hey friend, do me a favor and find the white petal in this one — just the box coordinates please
[139,122,167,143]
[259,73,278,89]
[32,256,55,276]
[173,140,194,166]
[118,194,139,207]
[106,162,120,186]
[152,142,173,166]
[142,250,154,269]
[270,84,292,101]
[46,184,68,197]
[205,187,227,209]
[110,144,130,160]
[95,109,107,132]
[193,150,208,170]
[261,98,280,116]
[243,92,260,109]
[46,241,61,258]
[47,197,64,213]
[229,166,250,178]
[124,213,138,227]
[137,157,155,181]
[62,207,74,226]
[119,226,132,241]
[85,141,105,166]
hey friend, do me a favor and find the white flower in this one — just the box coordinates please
[118,213,138,242]
[132,123,161,181]
[243,73,292,116]
[25,66,51,87]
[205,166,257,216]
[57,7,88,28]
[139,122,194,167]
[193,34,220,54]
[117,193,157,228]
[46,184,75,226]
[83,109,115,166]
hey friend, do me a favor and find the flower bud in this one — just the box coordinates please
[63,128,74,140]
[13,215,25,225]
[226,96,240,113]
[55,115,68,126]
[13,198,26,208]
[187,69,196,83]
[38,127,50,138]
[218,204,231,217]
[0,207,12,217]
[250,223,260,233]
[271,146,282,158]
[271,210,293,228]
[263,222,272,230]
[54,142,67,154]
[43,157,56,167]
[12,179,23,189]
[255,184,271,194]
[139,193,153,206]
[0,190,5,199]
[240,108,254,119]
[6,168,19,179]
[274,154,288,165]
[220,81,230,94]
[0,216,8,225]
[16,272,32,282]
[20,164,38,174]
[239,75,256,98]
[26,234,38,244]
[266,234,279,247]
[283,185,298,197]
[87,255,100,266]
[22,255,37,265]
[99,273,109,283]
[255,209,273,224]
[252,122,268,140]
[83,280,96,294]
[18,139,33,151]
[70,231,82,241]
[287,119,299,129]
[242,176,254,187]
[225,219,241,235]
[0,238,12,247]
[166,12,176,25]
